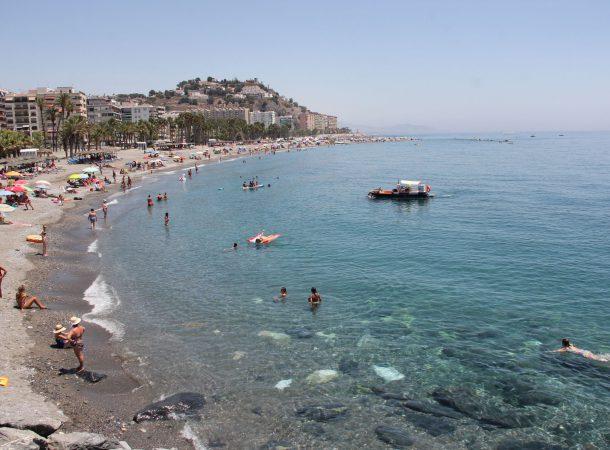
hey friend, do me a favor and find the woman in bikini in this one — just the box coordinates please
[16,285,46,310]
[308,287,322,313]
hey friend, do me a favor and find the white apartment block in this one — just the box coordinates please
[120,103,154,122]
[249,110,276,128]
[87,97,121,123]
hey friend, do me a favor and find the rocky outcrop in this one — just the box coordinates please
[46,431,120,449]
[133,392,205,423]
[0,397,66,437]
[0,427,47,450]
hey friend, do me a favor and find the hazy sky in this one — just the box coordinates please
[2,0,609,132]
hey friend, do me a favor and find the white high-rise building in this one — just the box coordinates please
[249,110,276,128]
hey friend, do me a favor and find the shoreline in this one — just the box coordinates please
[1,135,399,448]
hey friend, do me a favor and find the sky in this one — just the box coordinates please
[2,0,610,132]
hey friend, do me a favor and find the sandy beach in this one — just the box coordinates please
[1,135,400,449]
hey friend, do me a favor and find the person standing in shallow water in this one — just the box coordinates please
[164,212,170,226]
[102,200,108,219]
[308,287,322,313]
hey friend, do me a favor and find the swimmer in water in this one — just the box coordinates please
[163,192,168,200]
[555,339,609,362]
[164,212,170,226]
[308,287,322,313]
[233,242,238,250]
[156,193,163,201]
[147,195,154,207]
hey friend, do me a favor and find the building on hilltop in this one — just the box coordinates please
[240,84,273,99]
[250,110,276,128]
[87,97,121,124]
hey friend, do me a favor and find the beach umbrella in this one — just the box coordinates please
[32,180,51,186]
[8,185,26,193]
[68,173,86,180]
[14,179,28,185]
[34,185,50,190]
[0,189,14,196]
[5,171,21,178]
[0,204,15,212]
[82,167,100,173]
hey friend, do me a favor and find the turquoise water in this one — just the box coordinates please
[94,133,610,448]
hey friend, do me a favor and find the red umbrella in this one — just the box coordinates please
[8,185,26,193]
[14,179,28,185]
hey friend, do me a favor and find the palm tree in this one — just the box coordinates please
[35,97,46,147]
[55,93,73,145]
[59,115,87,158]
[45,108,58,151]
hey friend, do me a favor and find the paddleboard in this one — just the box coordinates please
[26,234,43,244]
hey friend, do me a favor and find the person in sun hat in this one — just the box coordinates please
[53,324,69,348]
[59,316,86,372]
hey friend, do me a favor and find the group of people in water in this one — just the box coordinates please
[269,286,322,313]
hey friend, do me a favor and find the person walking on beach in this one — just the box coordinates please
[16,285,46,310]
[41,225,48,257]
[164,212,170,226]
[127,176,132,189]
[88,209,97,230]
[0,265,6,298]
[112,170,116,183]
[308,287,322,313]
[23,193,34,210]
[102,200,108,219]
[60,317,85,372]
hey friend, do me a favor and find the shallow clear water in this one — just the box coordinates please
[93,133,610,448]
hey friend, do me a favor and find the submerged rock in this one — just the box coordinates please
[302,422,325,436]
[495,438,568,450]
[274,379,292,391]
[259,440,292,450]
[402,400,463,419]
[374,426,414,448]
[338,358,359,375]
[315,331,336,342]
[432,387,532,428]
[0,427,47,450]
[296,403,348,422]
[46,431,120,450]
[402,411,456,436]
[371,386,411,401]
[373,365,405,382]
[306,369,339,384]
[232,351,246,361]
[133,392,205,423]
[258,330,291,343]
[285,328,314,339]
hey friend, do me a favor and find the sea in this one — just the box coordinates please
[87,132,610,449]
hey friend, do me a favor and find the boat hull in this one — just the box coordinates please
[368,191,431,200]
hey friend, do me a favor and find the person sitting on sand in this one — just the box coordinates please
[59,317,85,372]
[53,324,70,348]
[308,287,322,312]
[555,338,609,362]
[16,285,46,310]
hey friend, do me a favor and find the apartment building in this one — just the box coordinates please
[0,89,9,129]
[2,91,41,135]
[278,115,295,129]
[250,111,277,128]
[202,107,250,122]
[240,84,272,99]
[120,103,154,122]
[298,112,316,131]
[87,97,121,123]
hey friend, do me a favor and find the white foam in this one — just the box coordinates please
[106,199,119,206]
[83,274,124,340]
[373,365,405,382]
[181,423,208,450]
[274,379,292,391]
[253,297,264,304]
[87,239,98,253]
